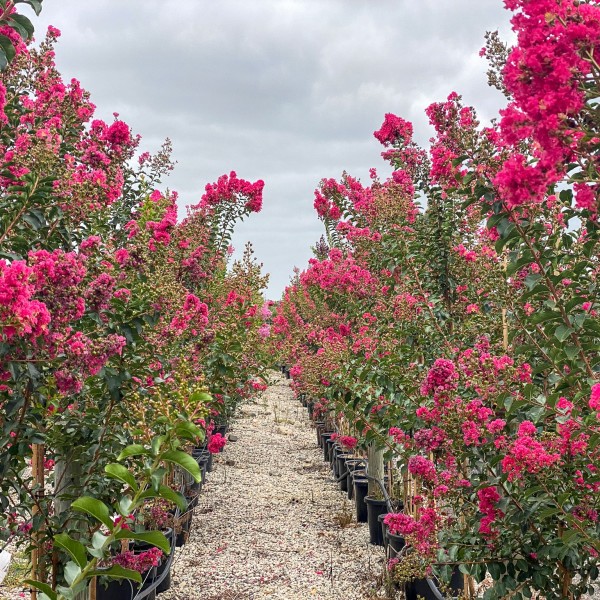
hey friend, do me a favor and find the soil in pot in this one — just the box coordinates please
[365,496,387,545]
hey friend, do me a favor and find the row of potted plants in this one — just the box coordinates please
[300,391,461,600]
[94,430,228,600]
[0,7,272,599]
[272,2,600,597]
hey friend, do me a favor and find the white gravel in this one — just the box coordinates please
[162,374,385,600]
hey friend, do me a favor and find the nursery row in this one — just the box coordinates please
[271,2,600,599]
[0,5,272,600]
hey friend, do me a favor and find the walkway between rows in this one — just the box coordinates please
[162,374,383,600]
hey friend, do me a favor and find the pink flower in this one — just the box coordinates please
[339,435,357,450]
[373,113,413,147]
[207,432,227,454]
[589,384,600,412]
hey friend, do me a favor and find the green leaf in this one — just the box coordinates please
[87,565,142,584]
[15,0,43,15]
[105,463,138,492]
[54,533,88,568]
[174,421,205,441]
[118,444,150,460]
[189,391,212,403]
[162,450,201,482]
[91,530,108,550]
[64,561,81,586]
[139,484,187,511]
[23,581,57,600]
[151,435,166,457]
[114,529,170,554]
[555,324,574,342]
[0,34,15,65]
[72,497,113,531]
[7,13,34,39]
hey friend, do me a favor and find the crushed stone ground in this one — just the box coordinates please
[161,374,384,600]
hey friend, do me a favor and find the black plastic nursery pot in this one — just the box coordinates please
[96,567,157,600]
[207,451,214,472]
[315,422,325,447]
[155,541,175,594]
[175,511,193,547]
[386,531,406,558]
[325,438,336,465]
[365,496,387,546]
[334,452,352,482]
[325,438,336,463]
[344,460,364,500]
[378,513,389,551]
[321,433,334,461]
[404,566,464,600]
[306,400,314,418]
[353,477,369,523]
[156,558,172,593]
[214,423,228,437]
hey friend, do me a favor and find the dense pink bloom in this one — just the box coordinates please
[589,384,600,412]
[373,113,413,146]
[338,435,357,450]
[200,171,264,213]
[407,455,437,482]
[207,432,227,454]
[421,358,459,396]
[478,486,503,538]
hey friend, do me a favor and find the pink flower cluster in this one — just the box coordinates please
[501,421,561,481]
[111,547,162,574]
[207,432,227,454]
[477,486,503,538]
[200,171,264,213]
[338,435,357,450]
[373,113,414,147]
[383,507,440,556]
[420,358,459,397]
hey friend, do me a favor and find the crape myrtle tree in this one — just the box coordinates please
[0,9,270,599]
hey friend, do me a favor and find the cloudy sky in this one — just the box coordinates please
[30,1,513,299]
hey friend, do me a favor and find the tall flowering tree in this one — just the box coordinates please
[276,1,600,598]
[0,18,270,599]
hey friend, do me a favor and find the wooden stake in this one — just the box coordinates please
[30,443,45,600]
[502,256,509,351]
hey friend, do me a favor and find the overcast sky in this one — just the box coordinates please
[31,1,513,299]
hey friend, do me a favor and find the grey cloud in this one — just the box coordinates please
[32,0,515,297]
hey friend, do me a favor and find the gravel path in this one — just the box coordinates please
[162,374,384,600]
